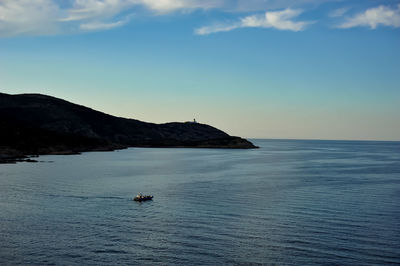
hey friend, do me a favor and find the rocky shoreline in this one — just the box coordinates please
[0,137,256,164]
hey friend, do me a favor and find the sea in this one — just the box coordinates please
[1,139,400,265]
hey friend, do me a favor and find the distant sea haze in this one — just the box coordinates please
[1,139,399,265]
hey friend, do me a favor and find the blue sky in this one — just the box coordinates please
[1,0,399,140]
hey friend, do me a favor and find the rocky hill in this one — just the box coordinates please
[0,93,257,162]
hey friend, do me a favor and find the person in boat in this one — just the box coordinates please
[134,192,153,201]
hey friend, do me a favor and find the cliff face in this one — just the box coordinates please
[0,93,257,161]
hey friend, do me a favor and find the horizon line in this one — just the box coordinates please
[246,137,400,143]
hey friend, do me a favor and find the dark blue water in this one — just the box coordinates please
[1,139,400,265]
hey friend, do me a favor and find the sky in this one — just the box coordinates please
[0,0,399,141]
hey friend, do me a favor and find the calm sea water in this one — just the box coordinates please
[1,139,400,265]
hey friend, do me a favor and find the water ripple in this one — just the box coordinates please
[1,140,399,265]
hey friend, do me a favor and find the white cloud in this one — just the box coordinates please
[195,23,240,35]
[2,0,394,37]
[338,4,400,29]
[61,0,131,22]
[0,0,225,37]
[62,0,223,21]
[0,0,61,37]
[80,16,131,30]
[196,8,313,35]
[137,0,224,13]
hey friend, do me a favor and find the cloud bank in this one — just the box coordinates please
[0,0,60,36]
[338,4,400,29]
[196,8,313,35]
[0,0,399,37]
[0,0,223,37]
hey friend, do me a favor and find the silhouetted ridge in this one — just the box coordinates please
[0,93,257,162]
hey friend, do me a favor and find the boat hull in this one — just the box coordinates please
[133,196,153,202]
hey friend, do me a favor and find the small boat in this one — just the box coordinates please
[133,193,153,202]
